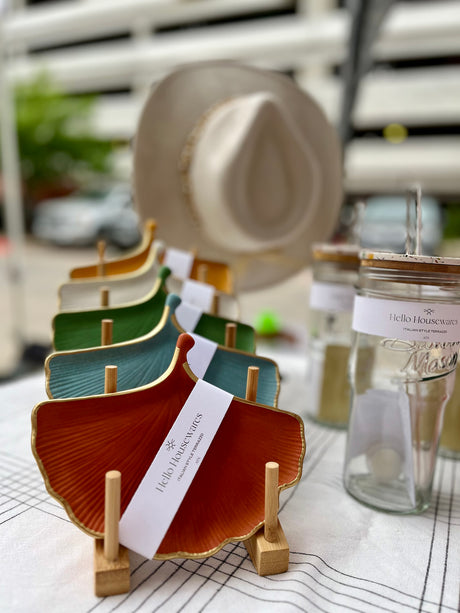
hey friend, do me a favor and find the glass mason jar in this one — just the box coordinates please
[306,243,360,427]
[439,366,460,459]
[344,251,460,514]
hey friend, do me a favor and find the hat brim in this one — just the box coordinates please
[133,61,343,291]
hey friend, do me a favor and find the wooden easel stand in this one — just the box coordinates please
[94,366,130,597]
[243,366,290,576]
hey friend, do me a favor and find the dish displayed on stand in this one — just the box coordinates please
[53,267,253,352]
[47,294,279,406]
[69,218,157,279]
[33,334,304,559]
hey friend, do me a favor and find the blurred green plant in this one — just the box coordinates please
[442,203,460,239]
[12,72,114,203]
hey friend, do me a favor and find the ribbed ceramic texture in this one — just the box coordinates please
[47,295,276,404]
[33,335,304,559]
[53,270,255,352]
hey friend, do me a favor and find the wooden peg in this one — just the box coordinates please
[104,365,117,394]
[101,319,113,346]
[242,374,288,574]
[100,286,110,307]
[245,366,259,402]
[97,240,106,277]
[197,264,208,283]
[244,461,289,576]
[264,462,279,543]
[210,293,219,316]
[94,471,130,597]
[225,323,237,349]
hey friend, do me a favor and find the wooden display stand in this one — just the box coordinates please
[94,366,130,597]
[243,366,290,576]
[244,462,290,576]
[92,362,288,597]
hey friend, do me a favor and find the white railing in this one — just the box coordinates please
[2,0,460,195]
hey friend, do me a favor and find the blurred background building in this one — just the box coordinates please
[1,0,460,377]
[2,0,460,199]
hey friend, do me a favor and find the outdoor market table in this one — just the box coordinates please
[0,349,459,613]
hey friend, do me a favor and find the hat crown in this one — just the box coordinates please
[188,92,321,253]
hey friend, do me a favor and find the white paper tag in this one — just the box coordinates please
[310,281,355,313]
[119,379,232,559]
[164,248,194,280]
[187,333,218,379]
[181,279,215,312]
[346,388,415,505]
[353,295,460,342]
[175,302,203,332]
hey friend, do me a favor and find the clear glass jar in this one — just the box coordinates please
[344,251,460,514]
[306,244,359,428]
[439,366,460,459]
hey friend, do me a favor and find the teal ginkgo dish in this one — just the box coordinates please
[47,294,279,406]
[52,267,255,352]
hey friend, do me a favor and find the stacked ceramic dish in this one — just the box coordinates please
[31,218,306,560]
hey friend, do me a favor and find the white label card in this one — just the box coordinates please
[310,281,355,313]
[119,379,233,559]
[164,248,194,280]
[181,279,215,312]
[353,295,460,342]
[175,302,203,332]
[187,333,218,379]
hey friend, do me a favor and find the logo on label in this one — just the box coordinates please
[155,412,203,493]
[165,439,176,452]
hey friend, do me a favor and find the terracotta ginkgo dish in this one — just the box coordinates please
[32,334,305,560]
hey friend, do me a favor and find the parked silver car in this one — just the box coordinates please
[31,184,142,248]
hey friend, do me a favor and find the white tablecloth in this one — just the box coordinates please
[1,352,459,613]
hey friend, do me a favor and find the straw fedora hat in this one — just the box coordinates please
[133,61,343,291]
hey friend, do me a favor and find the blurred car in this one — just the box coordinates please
[359,195,444,255]
[31,184,142,248]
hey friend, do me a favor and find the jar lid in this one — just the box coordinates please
[360,250,460,274]
[312,243,360,264]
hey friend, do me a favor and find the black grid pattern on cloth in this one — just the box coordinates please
[4,418,459,612]
[0,450,70,526]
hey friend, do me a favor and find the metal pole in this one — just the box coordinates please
[0,5,28,361]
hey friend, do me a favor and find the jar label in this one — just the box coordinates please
[353,296,460,342]
[310,281,355,313]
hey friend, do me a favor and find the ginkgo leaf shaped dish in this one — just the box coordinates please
[53,267,254,352]
[47,294,278,406]
[58,240,165,311]
[59,246,239,320]
[69,218,157,279]
[32,334,305,560]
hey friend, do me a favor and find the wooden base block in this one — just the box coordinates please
[94,539,130,597]
[244,521,289,576]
